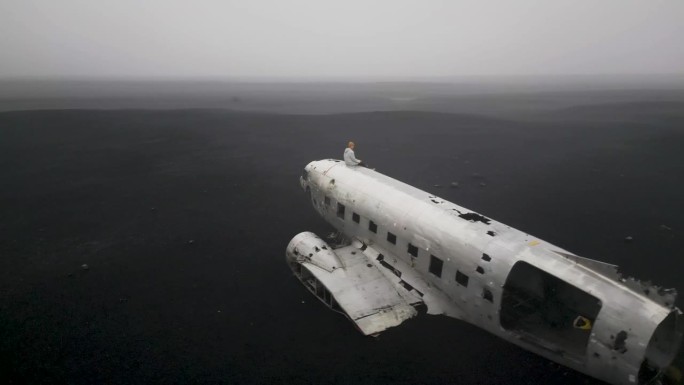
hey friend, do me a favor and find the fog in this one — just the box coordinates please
[1,0,683,79]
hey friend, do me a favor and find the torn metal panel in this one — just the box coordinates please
[621,277,679,310]
[292,159,683,385]
[359,242,465,319]
[552,250,621,280]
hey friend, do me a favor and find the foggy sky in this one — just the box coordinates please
[1,0,683,80]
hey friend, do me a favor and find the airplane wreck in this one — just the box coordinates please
[286,159,682,385]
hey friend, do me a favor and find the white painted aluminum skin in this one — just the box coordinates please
[286,159,683,385]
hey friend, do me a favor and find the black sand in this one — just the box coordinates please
[1,96,683,384]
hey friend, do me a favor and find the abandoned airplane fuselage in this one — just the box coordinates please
[286,159,682,385]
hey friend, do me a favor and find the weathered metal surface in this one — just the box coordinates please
[288,159,683,385]
[286,232,419,335]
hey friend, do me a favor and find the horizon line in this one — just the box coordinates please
[2,73,684,84]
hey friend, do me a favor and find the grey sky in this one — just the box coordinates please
[1,0,682,79]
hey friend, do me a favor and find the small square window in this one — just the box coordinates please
[369,221,377,233]
[476,266,485,274]
[387,232,396,245]
[429,255,443,278]
[456,270,469,287]
[483,288,493,303]
[352,212,360,224]
[324,196,331,206]
[482,253,491,262]
[407,243,418,258]
[337,203,345,219]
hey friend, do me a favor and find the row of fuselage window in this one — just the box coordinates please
[323,195,477,291]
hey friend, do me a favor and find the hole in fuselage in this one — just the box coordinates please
[500,261,602,359]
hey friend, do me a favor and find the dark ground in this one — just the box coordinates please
[1,96,683,384]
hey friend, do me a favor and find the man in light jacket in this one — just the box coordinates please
[344,141,367,167]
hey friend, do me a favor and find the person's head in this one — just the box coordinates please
[348,141,355,149]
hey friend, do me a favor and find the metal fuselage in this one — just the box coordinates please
[293,159,682,385]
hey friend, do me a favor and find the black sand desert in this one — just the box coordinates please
[1,82,683,384]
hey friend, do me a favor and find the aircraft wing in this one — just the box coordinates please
[286,232,463,336]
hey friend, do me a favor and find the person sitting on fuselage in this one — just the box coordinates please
[344,141,367,167]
